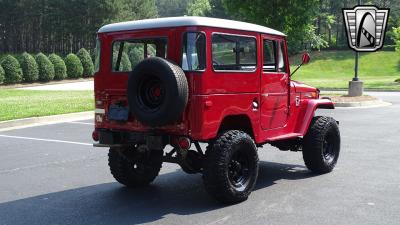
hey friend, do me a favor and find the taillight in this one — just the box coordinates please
[92,130,99,141]
[171,136,191,150]
[178,137,191,150]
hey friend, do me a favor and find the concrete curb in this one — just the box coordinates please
[334,100,392,108]
[321,89,400,92]
[0,78,93,90]
[0,111,93,131]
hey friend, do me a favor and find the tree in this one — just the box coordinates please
[223,0,319,53]
[304,24,328,50]
[77,48,94,77]
[113,0,158,22]
[36,53,55,82]
[187,0,211,16]
[0,64,5,84]
[206,0,229,18]
[65,54,84,78]
[20,52,39,82]
[1,55,23,84]
[156,0,188,17]
[49,53,67,80]
[0,0,157,54]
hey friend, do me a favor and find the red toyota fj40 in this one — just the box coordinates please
[92,17,340,204]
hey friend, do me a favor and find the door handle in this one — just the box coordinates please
[252,99,259,110]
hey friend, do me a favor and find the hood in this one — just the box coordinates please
[291,80,319,93]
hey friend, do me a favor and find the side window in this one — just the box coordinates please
[212,34,257,71]
[182,32,206,71]
[263,39,277,72]
[112,38,167,72]
[278,42,287,73]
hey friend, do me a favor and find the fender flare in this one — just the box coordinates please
[296,99,335,135]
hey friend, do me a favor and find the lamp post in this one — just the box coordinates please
[348,0,363,96]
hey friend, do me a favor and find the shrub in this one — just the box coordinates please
[128,46,144,68]
[1,55,23,84]
[77,48,94,77]
[35,53,55,81]
[0,64,4,84]
[112,52,132,71]
[121,52,132,71]
[19,52,39,82]
[49,53,67,80]
[395,78,400,83]
[65,53,83,78]
[391,27,400,52]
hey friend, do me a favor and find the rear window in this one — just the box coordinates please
[112,38,167,72]
[212,33,257,71]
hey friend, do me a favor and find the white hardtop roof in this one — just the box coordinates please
[98,16,285,36]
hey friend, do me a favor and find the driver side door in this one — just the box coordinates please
[260,36,289,130]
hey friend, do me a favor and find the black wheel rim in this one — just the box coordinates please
[228,149,251,191]
[137,75,165,112]
[123,149,149,174]
[322,132,336,164]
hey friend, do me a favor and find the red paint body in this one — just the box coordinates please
[94,26,334,145]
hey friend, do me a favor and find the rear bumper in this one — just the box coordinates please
[94,129,168,149]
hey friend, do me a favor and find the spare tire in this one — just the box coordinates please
[127,57,188,127]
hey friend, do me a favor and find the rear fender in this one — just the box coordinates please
[296,99,335,135]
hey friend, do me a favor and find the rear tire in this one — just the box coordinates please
[108,146,163,187]
[203,130,259,204]
[302,116,341,174]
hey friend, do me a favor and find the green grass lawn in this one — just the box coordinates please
[290,50,400,90]
[0,90,93,121]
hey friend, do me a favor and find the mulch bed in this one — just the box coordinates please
[322,95,378,103]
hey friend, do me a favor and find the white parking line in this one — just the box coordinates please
[66,121,94,125]
[0,134,92,146]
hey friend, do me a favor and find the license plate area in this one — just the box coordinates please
[108,104,129,121]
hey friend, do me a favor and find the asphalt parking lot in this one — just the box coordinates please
[0,92,399,225]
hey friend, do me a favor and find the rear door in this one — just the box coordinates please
[260,35,289,130]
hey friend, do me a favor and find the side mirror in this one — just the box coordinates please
[302,53,311,64]
[291,52,311,77]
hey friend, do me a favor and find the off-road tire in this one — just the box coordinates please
[108,147,163,187]
[302,116,340,174]
[203,130,259,204]
[127,57,188,127]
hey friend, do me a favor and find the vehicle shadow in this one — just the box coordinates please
[0,161,316,225]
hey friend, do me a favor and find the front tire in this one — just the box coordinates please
[302,116,341,174]
[203,130,259,204]
[108,146,163,187]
